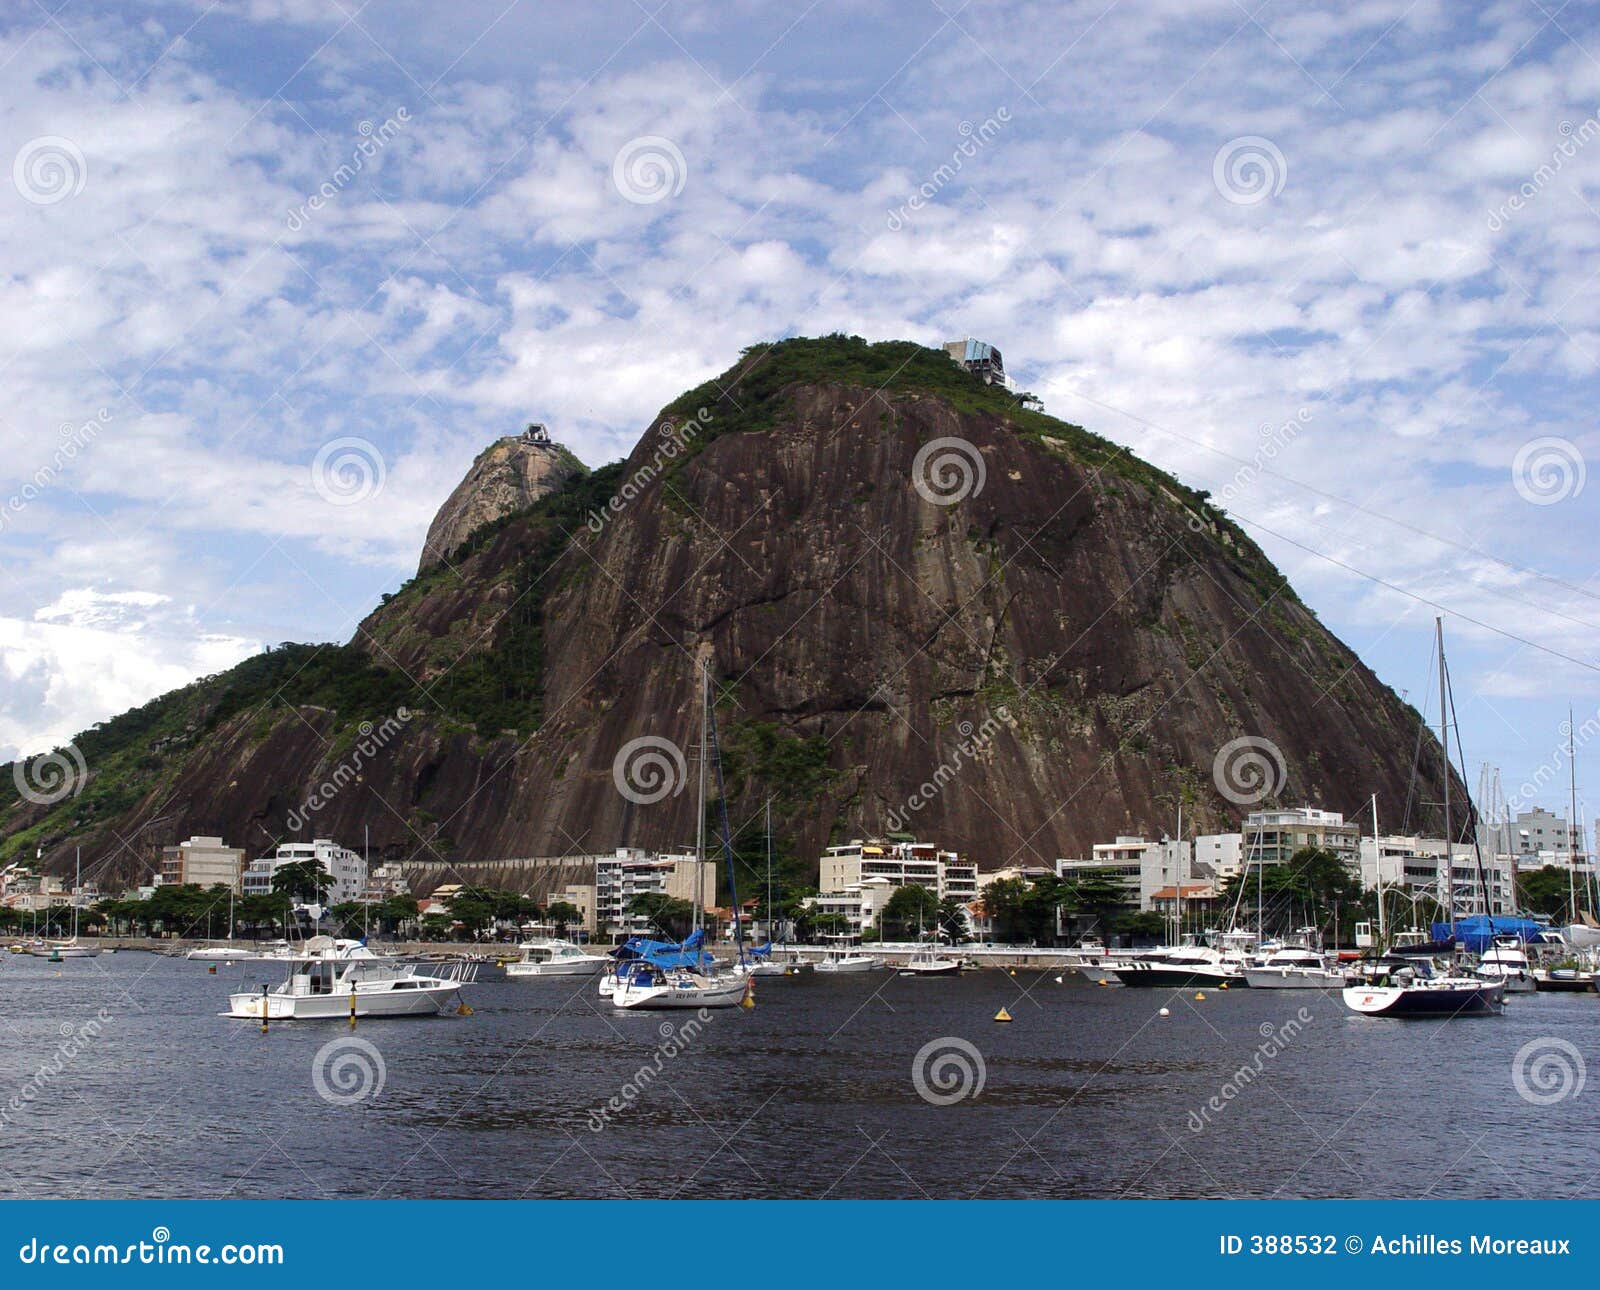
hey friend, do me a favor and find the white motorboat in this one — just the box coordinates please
[608,960,749,1010]
[898,944,962,976]
[814,947,885,973]
[1473,935,1537,993]
[186,944,260,961]
[1243,946,1351,989]
[1112,945,1245,988]
[504,939,609,977]
[746,947,811,977]
[1343,958,1505,1017]
[224,938,475,1020]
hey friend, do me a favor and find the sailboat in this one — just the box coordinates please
[1344,619,1504,1018]
[46,849,101,958]
[610,659,753,1011]
[748,799,809,977]
[1555,707,1600,950]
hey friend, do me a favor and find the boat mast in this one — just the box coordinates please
[1436,617,1453,926]
[1568,704,1580,922]
[694,659,707,938]
[1175,803,1183,943]
[73,846,81,942]
[765,796,774,946]
[1372,793,1386,946]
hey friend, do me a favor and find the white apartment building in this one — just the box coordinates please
[1358,835,1516,915]
[1241,807,1360,869]
[160,836,246,894]
[242,839,367,905]
[819,839,977,901]
[594,847,717,938]
[1513,808,1583,858]
[1192,832,1244,879]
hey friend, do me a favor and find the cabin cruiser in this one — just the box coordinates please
[745,946,812,977]
[1473,935,1536,993]
[224,938,475,1020]
[898,944,962,976]
[608,960,749,1010]
[1112,946,1245,988]
[813,947,885,973]
[1243,946,1351,989]
[504,939,610,977]
[1343,957,1504,1017]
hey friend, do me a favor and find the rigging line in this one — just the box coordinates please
[1059,385,1600,612]
[1230,511,1600,677]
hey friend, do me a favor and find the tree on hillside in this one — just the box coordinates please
[1518,865,1574,917]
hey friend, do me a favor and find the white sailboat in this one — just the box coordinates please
[610,659,753,1012]
[45,849,101,958]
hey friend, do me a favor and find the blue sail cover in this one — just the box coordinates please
[615,929,713,970]
[1430,915,1546,952]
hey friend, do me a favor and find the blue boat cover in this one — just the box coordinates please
[615,928,713,970]
[1430,915,1546,952]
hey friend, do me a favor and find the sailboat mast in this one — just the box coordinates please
[1436,617,1453,924]
[73,846,81,941]
[1372,793,1386,944]
[765,796,773,945]
[1568,704,1580,921]
[694,660,708,937]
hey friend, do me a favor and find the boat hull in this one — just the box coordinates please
[1242,967,1350,989]
[1534,971,1597,993]
[504,958,606,977]
[899,961,962,976]
[814,958,882,973]
[225,984,461,1019]
[610,978,747,1009]
[1342,980,1504,1016]
[1112,966,1242,988]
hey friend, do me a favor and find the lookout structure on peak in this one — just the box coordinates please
[943,337,1009,389]
[520,422,553,446]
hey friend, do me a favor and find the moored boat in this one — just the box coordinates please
[504,939,610,977]
[1343,958,1504,1017]
[1243,946,1351,989]
[224,938,475,1020]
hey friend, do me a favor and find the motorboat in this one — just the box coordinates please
[813,947,885,973]
[1473,935,1536,993]
[1111,945,1245,988]
[504,939,610,977]
[745,947,812,977]
[898,944,962,976]
[186,944,260,961]
[1343,957,1504,1017]
[1243,946,1351,990]
[1533,966,1597,993]
[608,960,749,1010]
[224,938,475,1020]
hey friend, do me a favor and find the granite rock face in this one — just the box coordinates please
[9,339,1457,884]
[417,431,584,574]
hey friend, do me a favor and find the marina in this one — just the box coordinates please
[2,948,1599,1199]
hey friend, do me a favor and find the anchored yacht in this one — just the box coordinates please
[224,939,475,1020]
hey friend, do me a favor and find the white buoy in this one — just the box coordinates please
[1054,975,1064,984]
[1159,1007,1170,1017]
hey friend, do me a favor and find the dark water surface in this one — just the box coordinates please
[2,951,1596,1199]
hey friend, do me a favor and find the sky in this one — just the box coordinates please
[1,0,1597,842]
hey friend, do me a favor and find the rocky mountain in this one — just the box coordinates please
[416,425,584,573]
[2,337,1455,888]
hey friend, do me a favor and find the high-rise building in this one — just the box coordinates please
[242,839,367,905]
[160,836,246,894]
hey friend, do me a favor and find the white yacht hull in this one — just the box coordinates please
[1343,979,1504,1017]
[41,944,100,958]
[899,960,962,976]
[1243,966,1351,989]
[504,958,606,977]
[1475,968,1536,993]
[814,956,882,973]
[225,983,461,1019]
[610,977,748,1010]
[187,946,259,961]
